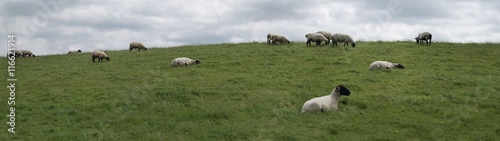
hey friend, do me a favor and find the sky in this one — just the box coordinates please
[1,0,500,56]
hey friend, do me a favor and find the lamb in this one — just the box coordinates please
[91,50,110,63]
[301,85,351,113]
[305,33,328,46]
[267,33,277,44]
[129,42,147,51]
[269,35,290,45]
[68,50,82,54]
[171,57,200,67]
[368,61,405,70]
[415,32,432,45]
[316,31,332,44]
[20,50,35,57]
[331,33,356,47]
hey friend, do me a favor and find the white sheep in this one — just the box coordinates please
[415,32,432,45]
[305,33,328,46]
[316,31,332,44]
[368,61,405,70]
[91,50,110,63]
[171,57,200,67]
[68,50,82,54]
[301,85,351,113]
[270,35,290,45]
[267,33,277,44]
[20,50,35,57]
[129,42,147,51]
[331,33,356,47]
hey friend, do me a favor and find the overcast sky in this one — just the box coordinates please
[2,0,499,56]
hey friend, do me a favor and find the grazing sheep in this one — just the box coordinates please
[368,61,405,70]
[270,35,290,45]
[171,57,200,67]
[68,50,82,54]
[415,32,432,45]
[129,42,147,51]
[305,33,328,46]
[331,33,356,47]
[91,50,110,63]
[20,50,35,57]
[316,31,332,44]
[301,85,351,113]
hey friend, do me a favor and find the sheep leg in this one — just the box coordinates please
[92,58,95,63]
[315,40,320,46]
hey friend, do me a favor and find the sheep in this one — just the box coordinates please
[415,32,432,45]
[270,35,290,45]
[331,33,356,47]
[68,50,82,54]
[129,42,147,51]
[267,33,277,44]
[91,50,110,63]
[6,50,22,58]
[305,33,328,46]
[316,31,332,44]
[368,61,405,70]
[171,57,200,67]
[20,50,35,57]
[301,85,351,113]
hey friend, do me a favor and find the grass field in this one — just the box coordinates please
[2,41,499,140]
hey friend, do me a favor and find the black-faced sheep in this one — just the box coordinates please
[171,57,200,67]
[270,35,290,45]
[301,85,351,113]
[129,42,147,51]
[316,31,332,44]
[267,33,277,44]
[368,61,405,70]
[415,32,432,45]
[68,50,82,54]
[91,50,110,63]
[305,33,328,46]
[20,50,35,57]
[331,33,356,47]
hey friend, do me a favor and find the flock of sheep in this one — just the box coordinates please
[11,31,431,113]
[63,41,202,66]
[293,31,429,113]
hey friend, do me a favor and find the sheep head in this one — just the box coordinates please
[394,64,405,69]
[194,60,200,64]
[336,85,351,96]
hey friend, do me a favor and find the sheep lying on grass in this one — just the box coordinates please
[267,33,276,44]
[316,31,332,44]
[305,33,328,46]
[68,50,82,54]
[331,33,356,47]
[91,50,110,63]
[20,50,35,57]
[171,57,200,67]
[301,85,351,113]
[129,42,147,51]
[368,61,405,70]
[270,35,290,45]
[415,32,432,45]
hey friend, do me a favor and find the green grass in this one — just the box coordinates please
[2,41,499,140]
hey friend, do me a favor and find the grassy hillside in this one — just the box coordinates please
[2,41,499,140]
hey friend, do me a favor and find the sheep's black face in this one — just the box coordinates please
[194,60,200,64]
[395,64,405,69]
[415,38,420,43]
[337,85,351,96]
[352,43,356,47]
[105,57,110,61]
